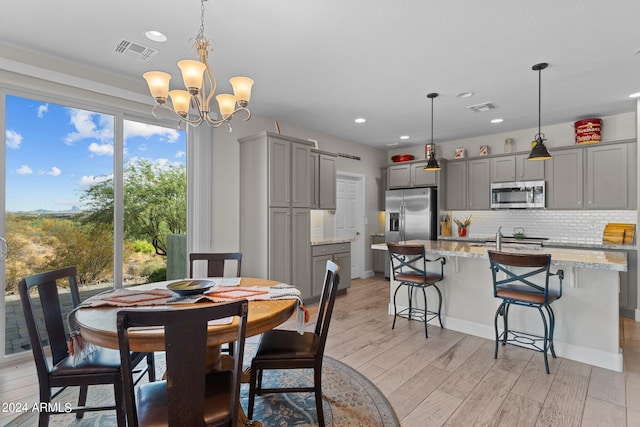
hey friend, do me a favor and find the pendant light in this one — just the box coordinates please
[424,93,441,171]
[527,62,552,161]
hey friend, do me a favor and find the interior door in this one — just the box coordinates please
[335,174,362,279]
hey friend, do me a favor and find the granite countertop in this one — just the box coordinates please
[310,237,354,246]
[437,235,637,251]
[371,239,628,271]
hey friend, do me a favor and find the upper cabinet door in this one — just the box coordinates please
[467,158,491,209]
[268,138,291,207]
[412,163,437,187]
[319,154,336,209]
[585,144,628,209]
[291,143,311,208]
[547,149,583,209]
[491,156,516,182]
[515,153,545,181]
[388,164,411,189]
[445,161,467,210]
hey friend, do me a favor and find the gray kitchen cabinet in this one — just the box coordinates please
[546,148,583,209]
[310,149,337,210]
[388,163,411,189]
[312,242,351,297]
[585,143,628,209]
[239,131,313,295]
[319,152,337,209]
[619,250,637,318]
[388,161,437,189]
[309,151,319,209]
[491,154,544,182]
[412,163,437,187]
[445,160,467,210]
[467,158,490,210]
[371,235,386,273]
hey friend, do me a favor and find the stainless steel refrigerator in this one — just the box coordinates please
[384,187,437,277]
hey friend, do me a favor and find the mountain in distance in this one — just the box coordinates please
[13,205,84,215]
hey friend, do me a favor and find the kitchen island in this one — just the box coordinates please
[372,240,628,371]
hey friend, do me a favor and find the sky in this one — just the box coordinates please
[5,94,186,212]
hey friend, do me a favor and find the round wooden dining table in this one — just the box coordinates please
[75,277,297,353]
[75,277,297,427]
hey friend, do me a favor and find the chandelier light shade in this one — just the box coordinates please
[424,93,441,171]
[528,62,552,161]
[142,0,254,128]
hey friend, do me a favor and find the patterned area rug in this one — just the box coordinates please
[6,355,399,427]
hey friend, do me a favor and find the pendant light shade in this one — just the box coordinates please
[424,93,441,171]
[528,63,552,161]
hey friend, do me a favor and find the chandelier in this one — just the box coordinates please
[142,0,254,128]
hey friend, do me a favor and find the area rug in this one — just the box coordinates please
[5,356,399,427]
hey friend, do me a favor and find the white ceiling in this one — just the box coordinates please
[1,0,639,149]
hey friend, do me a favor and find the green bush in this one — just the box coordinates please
[147,267,166,283]
[132,240,155,254]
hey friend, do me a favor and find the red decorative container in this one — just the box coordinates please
[575,118,602,145]
[391,154,415,163]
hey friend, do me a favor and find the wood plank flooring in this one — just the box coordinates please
[1,274,639,426]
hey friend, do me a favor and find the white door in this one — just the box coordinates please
[334,173,364,279]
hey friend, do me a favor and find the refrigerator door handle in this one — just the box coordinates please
[400,202,405,241]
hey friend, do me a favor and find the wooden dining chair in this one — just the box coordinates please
[18,266,153,427]
[117,300,249,427]
[189,252,242,356]
[488,250,564,374]
[248,260,340,427]
[189,252,242,278]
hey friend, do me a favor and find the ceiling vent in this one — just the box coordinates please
[467,101,497,113]
[113,38,157,62]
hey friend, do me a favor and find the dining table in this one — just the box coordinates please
[74,276,299,427]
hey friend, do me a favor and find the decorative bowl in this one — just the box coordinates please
[391,154,415,163]
[167,279,215,296]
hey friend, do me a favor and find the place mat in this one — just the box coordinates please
[205,287,270,302]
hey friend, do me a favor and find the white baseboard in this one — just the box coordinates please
[361,269,375,279]
[636,309,640,322]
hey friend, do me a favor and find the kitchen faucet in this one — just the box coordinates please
[496,226,503,251]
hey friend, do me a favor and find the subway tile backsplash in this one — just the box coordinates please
[447,210,638,244]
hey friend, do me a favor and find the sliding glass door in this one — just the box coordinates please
[1,92,185,358]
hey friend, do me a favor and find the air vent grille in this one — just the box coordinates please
[113,38,157,62]
[467,102,497,113]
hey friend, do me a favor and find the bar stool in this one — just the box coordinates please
[388,243,446,338]
[488,250,564,374]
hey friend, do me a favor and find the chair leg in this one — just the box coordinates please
[420,287,428,338]
[76,385,88,419]
[546,304,557,358]
[407,285,413,320]
[494,302,502,359]
[314,367,325,427]
[433,284,444,328]
[113,378,126,427]
[38,410,49,427]
[502,303,510,345]
[538,306,551,374]
[248,366,258,419]
[227,342,234,357]
[146,352,156,382]
[392,284,402,330]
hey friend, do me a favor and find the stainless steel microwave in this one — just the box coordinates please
[490,180,546,209]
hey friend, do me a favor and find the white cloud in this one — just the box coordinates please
[6,130,23,149]
[16,165,32,175]
[124,121,181,143]
[37,103,49,118]
[64,108,113,145]
[88,142,114,156]
[79,174,112,188]
[46,167,62,176]
[175,150,186,158]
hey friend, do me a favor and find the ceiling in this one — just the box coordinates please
[1,0,639,149]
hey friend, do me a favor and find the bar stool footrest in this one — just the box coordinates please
[396,307,440,324]
[498,329,551,354]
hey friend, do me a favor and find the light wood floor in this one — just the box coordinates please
[2,275,640,426]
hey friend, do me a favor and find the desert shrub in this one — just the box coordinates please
[132,240,155,254]
[147,267,166,283]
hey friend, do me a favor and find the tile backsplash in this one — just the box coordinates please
[447,210,638,244]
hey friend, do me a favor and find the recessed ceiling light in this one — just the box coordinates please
[629,92,640,98]
[386,142,399,146]
[145,30,167,42]
[400,135,410,140]
[491,118,504,123]
[457,91,474,98]
[354,117,366,124]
